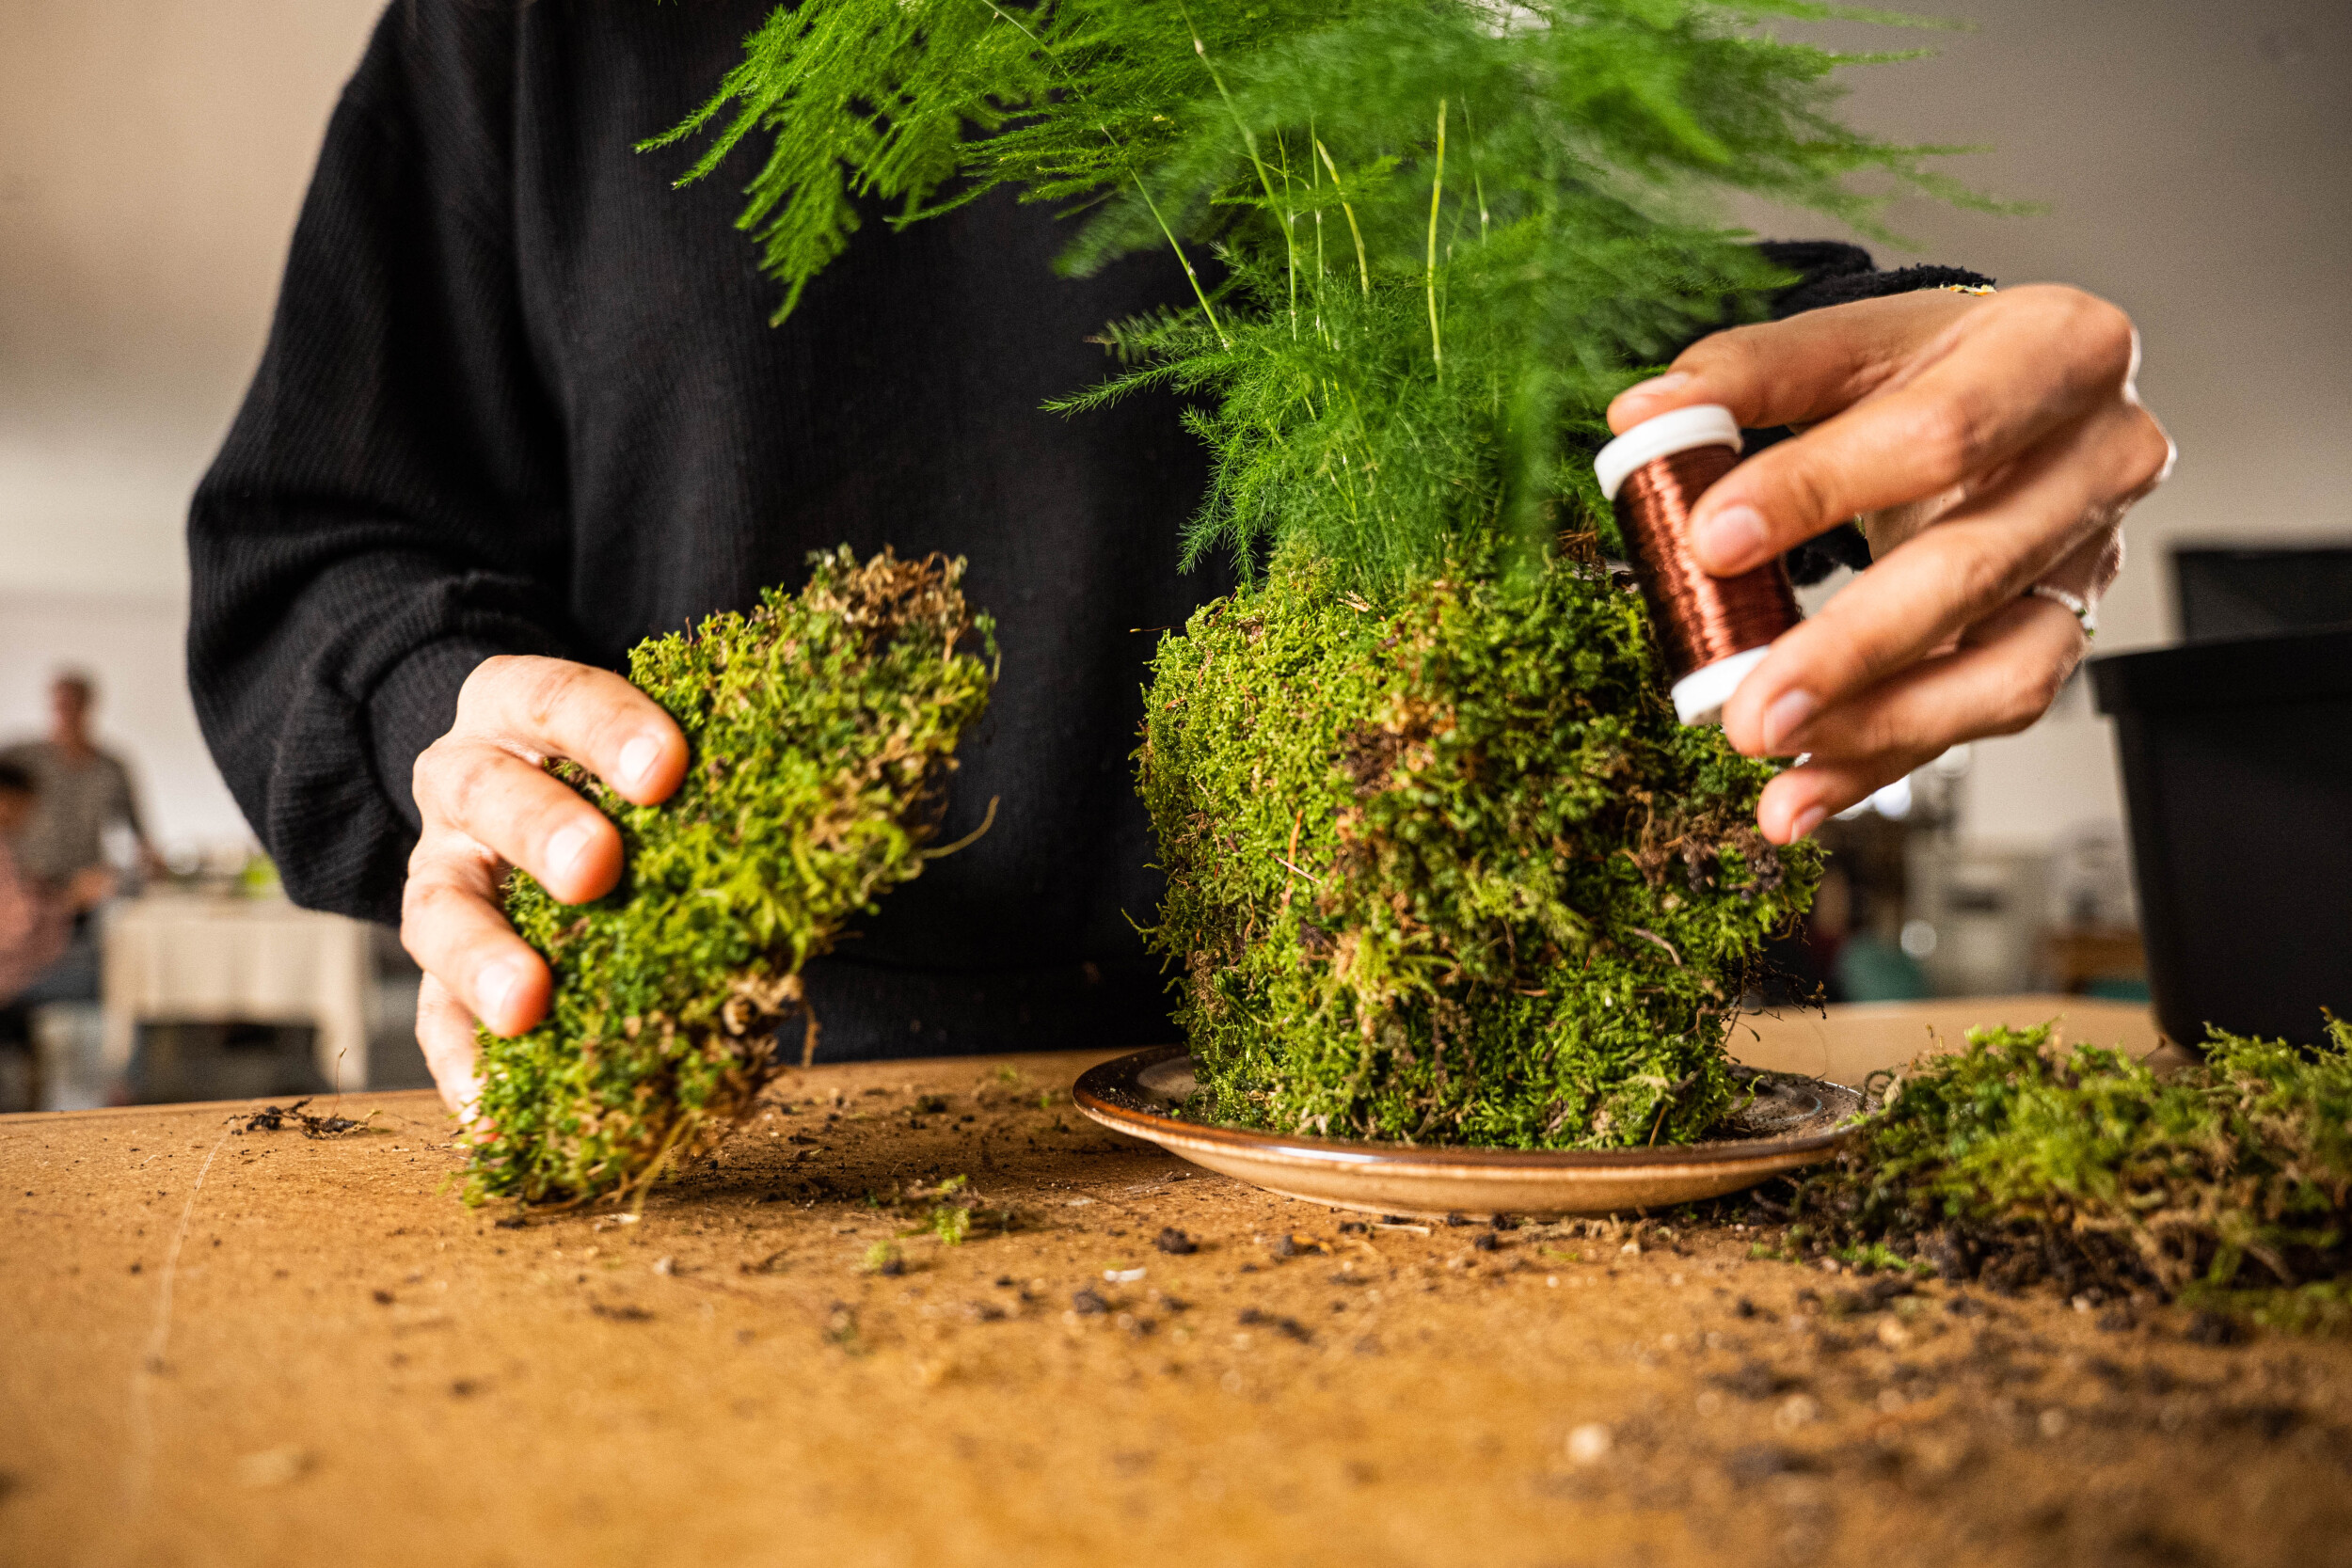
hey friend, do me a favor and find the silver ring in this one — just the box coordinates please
[2026,583,2096,639]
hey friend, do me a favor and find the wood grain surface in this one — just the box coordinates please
[3,1001,2341,1568]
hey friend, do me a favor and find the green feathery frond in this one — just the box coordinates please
[651,0,1985,594]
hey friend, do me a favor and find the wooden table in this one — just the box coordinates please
[100,894,376,1090]
[5,998,2343,1568]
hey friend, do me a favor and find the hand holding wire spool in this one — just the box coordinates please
[1596,404,1801,727]
[1602,285,2174,846]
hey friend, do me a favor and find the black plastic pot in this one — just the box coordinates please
[2090,627,2352,1048]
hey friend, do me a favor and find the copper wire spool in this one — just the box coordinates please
[1596,404,1802,724]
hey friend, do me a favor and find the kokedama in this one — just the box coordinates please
[469,0,1977,1199]
[1141,543,1801,1145]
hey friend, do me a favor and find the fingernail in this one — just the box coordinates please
[477,959,529,1028]
[547,819,596,883]
[1693,504,1769,573]
[1788,805,1827,844]
[1761,689,1818,754]
[1623,371,1692,404]
[617,734,662,792]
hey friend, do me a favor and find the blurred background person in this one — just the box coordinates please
[0,671,166,888]
[0,762,116,1109]
[0,670,162,1011]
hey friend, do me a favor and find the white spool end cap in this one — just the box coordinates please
[1671,644,1772,727]
[1594,404,1742,502]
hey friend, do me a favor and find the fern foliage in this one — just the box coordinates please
[652,0,1981,593]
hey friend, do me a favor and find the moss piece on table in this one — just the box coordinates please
[1136,541,1819,1149]
[1786,1017,2352,1328]
[466,547,996,1207]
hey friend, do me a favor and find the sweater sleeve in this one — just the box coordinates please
[188,3,570,925]
[1749,241,1995,585]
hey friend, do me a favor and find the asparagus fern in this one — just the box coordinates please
[652,0,1982,590]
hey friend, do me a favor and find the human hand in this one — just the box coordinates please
[1606,284,2172,845]
[402,656,686,1119]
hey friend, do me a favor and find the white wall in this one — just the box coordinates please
[0,0,385,598]
[1733,0,2352,849]
[0,0,384,851]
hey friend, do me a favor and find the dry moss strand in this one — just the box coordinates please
[1137,540,1818,1149]
[466,547,996,1206]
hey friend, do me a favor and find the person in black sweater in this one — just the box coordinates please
[189,4,2169,1116]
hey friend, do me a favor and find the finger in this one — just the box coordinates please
[454,654,687,806]
[1755,597,2086,764]
[416,973,485,1123]
[2035,521,2127,609]
[413,735,624,904]
[1720,403,2159,755]
[400,830,551,1037]
[1689,291,2141,574]
[1756,748,1940,847]
[1609,287,1983,434]
[1619,288,2142,575]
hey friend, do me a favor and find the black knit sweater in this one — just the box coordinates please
[188,1,1983,1058]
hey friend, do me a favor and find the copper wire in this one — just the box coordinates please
[1612,444,1800,683]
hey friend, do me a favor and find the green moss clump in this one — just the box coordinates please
[1138,542,1819,1148]
[466,548,995,1207]
[1785,1018,2352,1329]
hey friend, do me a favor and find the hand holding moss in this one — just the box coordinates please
[454,549,994,1205]
[1608,286,2175,844]
[403,657,690,1119]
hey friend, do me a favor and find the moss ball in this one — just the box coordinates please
[1137,543,1819,1148]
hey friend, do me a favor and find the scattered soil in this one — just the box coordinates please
[230,1099,374,1140]
[5,1048,2349,1568]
